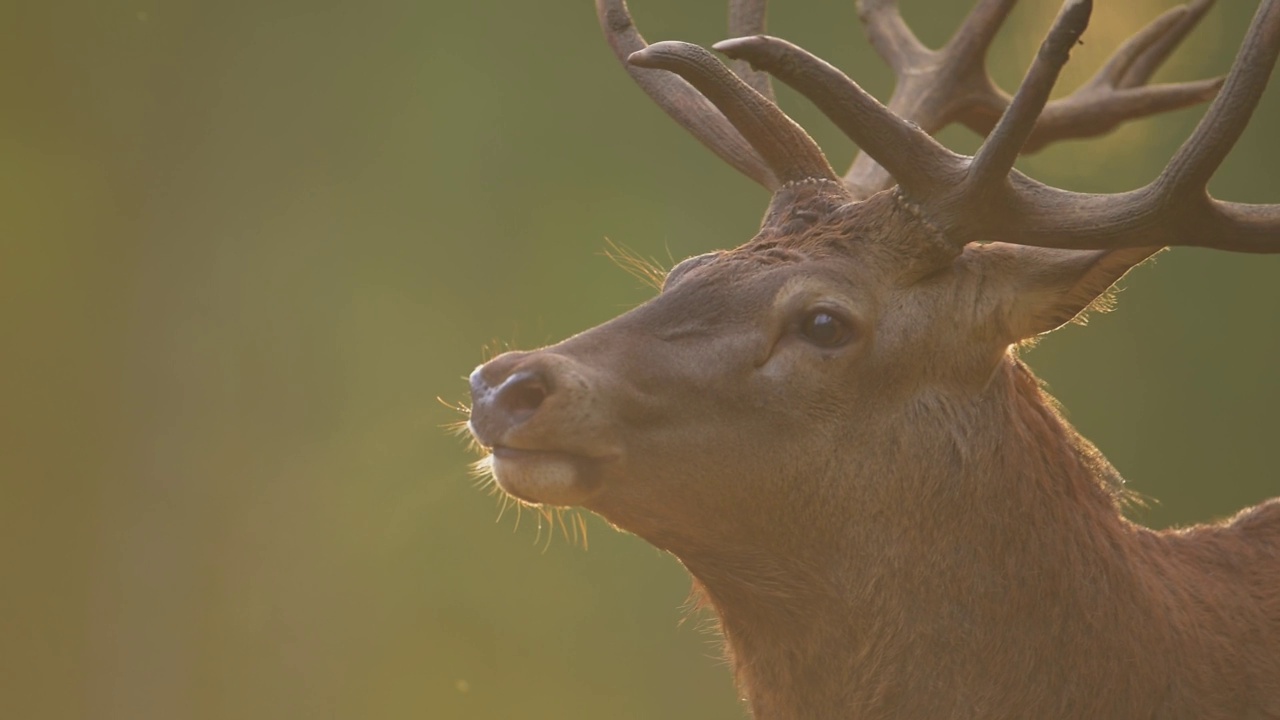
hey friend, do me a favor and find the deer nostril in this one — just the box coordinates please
[494,370,549,419]
[468,360,558,446]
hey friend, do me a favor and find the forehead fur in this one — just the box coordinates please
[730,188,958,284]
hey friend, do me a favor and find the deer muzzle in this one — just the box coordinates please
[468,350,621,506]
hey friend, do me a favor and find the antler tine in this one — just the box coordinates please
[967,0,1092,195]
[596,0,779,189]
[728,0,776,102]
[1118,0,1215,87]
[942,0,1019,68]
[714,36,964,200]
[856,0,930,73]
[842,0,1017,195]
[847,0,1222,195]
[964,0,1280,254]
[630,42,840,187]
[1017,0,1223,152]
[1025,78,1224,153]
[1157,0,1280,203]
[1209,201,1280,253]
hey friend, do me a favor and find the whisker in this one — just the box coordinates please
[567,509,580,547]
[556,508,572,545]
[539,507,556,553]
[480,338,513,364]
[436,396,470,415]
[532,510,544,547]
[576,512,590,550]
[441,419,473,439]
[602,237,669,291]
[496,492,511,524]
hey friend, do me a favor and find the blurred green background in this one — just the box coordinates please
[2,1,1276,718]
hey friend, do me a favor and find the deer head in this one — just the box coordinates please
[466,0,1280,716]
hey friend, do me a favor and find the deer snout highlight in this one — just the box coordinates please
[467,351,610,454]
[476,369,548,426]
[469,357,551,448]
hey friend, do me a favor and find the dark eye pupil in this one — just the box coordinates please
[803,312,847,347]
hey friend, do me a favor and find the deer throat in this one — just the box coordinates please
[672,360,1162,718]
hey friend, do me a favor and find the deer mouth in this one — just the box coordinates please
[486,446,608,506]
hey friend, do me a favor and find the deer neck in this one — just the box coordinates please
[678,357,1156,719]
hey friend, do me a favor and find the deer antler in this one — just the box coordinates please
[629,42,839,187]
[601,0,1224,200]
[1020,0,1224,151]
[603,0,1278,254]
[728,0,776,102]
[943,0,1280,253]
[711,35,963,201]
[595,0,779,188]
[846,0,1223,196]
[741,0,1279,253]
[965,0,1093,194]
[857,1,1222,141]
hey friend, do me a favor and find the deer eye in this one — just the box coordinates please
[799,310,853,348]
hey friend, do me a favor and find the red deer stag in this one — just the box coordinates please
[466,0,1280,717]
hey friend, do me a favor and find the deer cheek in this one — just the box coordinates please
[754,338,854,392]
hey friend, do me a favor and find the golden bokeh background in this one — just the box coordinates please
[2,1,1276,718]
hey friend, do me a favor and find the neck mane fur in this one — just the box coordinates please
[673,356,1279,719]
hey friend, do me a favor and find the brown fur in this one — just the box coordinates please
[468,197,1280,718]
[466,0,1280,714]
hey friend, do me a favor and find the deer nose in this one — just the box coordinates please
[469,361,552,447]
[491,370,549,418]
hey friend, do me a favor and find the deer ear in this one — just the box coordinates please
[971,244,1161,343]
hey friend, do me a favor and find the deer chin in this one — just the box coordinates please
[486,447,604,507]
